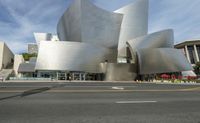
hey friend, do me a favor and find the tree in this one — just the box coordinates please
[193,62,200,75]
[22,53,37,61]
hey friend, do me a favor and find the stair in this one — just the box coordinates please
[0,69,13,81]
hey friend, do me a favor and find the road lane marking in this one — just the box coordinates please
[112,87,124,90]
[116,101,157,104]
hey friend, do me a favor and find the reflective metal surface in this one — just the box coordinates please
[35,41,117,73]
[127,29,174,52]
[33,33,52,45]
[34,0,192,80]
[18,63,36,73]
[137,48,193,74]
[127,29,174,62]
[115,0,149,58]
[99,63,137,81]
[182,71,196,77]
[57,0,123,48]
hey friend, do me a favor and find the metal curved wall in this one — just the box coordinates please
[127,29,174,51]
[115,0,149,58]
[127,29,174,62]
[35,41,117,73]
[57,0,123,48]
[99,63,137,81]
[34,33,52,45]
[137,48,193,74]
[57,0,82,43]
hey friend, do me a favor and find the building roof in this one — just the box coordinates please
[175,39,200,48]
[29,57,37,63]
[18,63,35,73]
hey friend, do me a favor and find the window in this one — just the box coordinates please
[187,46,195,64]
[196,45,200,61]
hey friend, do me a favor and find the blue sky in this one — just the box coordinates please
[0,0,200,53]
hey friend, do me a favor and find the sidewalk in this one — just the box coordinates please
[3,80,200,85]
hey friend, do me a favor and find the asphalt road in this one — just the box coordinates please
[0,82,200,123]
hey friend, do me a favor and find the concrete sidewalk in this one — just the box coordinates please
[2,80,200,85]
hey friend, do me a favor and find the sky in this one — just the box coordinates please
[0,0,200,53]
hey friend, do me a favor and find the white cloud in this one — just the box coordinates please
[0,0,199,53]
[0,0,70,53]
[149,0,200,43]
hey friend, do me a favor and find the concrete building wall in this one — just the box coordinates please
[175,40,200,65]
[0,42,4,70]
[0,42,14,70]
[14,55,24,77]
[2,43,14,69]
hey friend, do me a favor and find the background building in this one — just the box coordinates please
[27,33,59,55]
[7,0,193,81]
[28,43,38,54]
[175,40,200,65]
[13,55,24,77]
[0,42,14,70]
[0,42,14,81]
[34,0,192,81]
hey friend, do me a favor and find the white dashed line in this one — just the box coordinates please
[112,87,124,90]
[116,101,157,104]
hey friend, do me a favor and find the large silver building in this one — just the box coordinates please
[18,0,192,81]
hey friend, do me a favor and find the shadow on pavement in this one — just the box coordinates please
[0,94,21,101]
[20,87,51,97]
[0,83,67,101]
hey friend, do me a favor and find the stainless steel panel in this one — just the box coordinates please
[35,41,117,73]
[127,29,174,51]
[18,63,35,73]
[34,33,52,45]
[57,0,123,48]
[57,0,82,43]
[127,29,174,62]
[115,0,149,58]
[137,48,193,74]
[99,63,137,81]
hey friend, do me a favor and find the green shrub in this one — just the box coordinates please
[22,53,37,61]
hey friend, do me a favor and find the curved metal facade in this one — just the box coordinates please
[57,0,123,48]
[127,29,174,62]
[35,41,117,73]
[34,33,52,45]
[115,0,149,58]
[127,29,174,51]
[33,0,193,81]
[99,63,137,81]
[137,48,193,74]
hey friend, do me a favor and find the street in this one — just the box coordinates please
[0,82,200,123]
